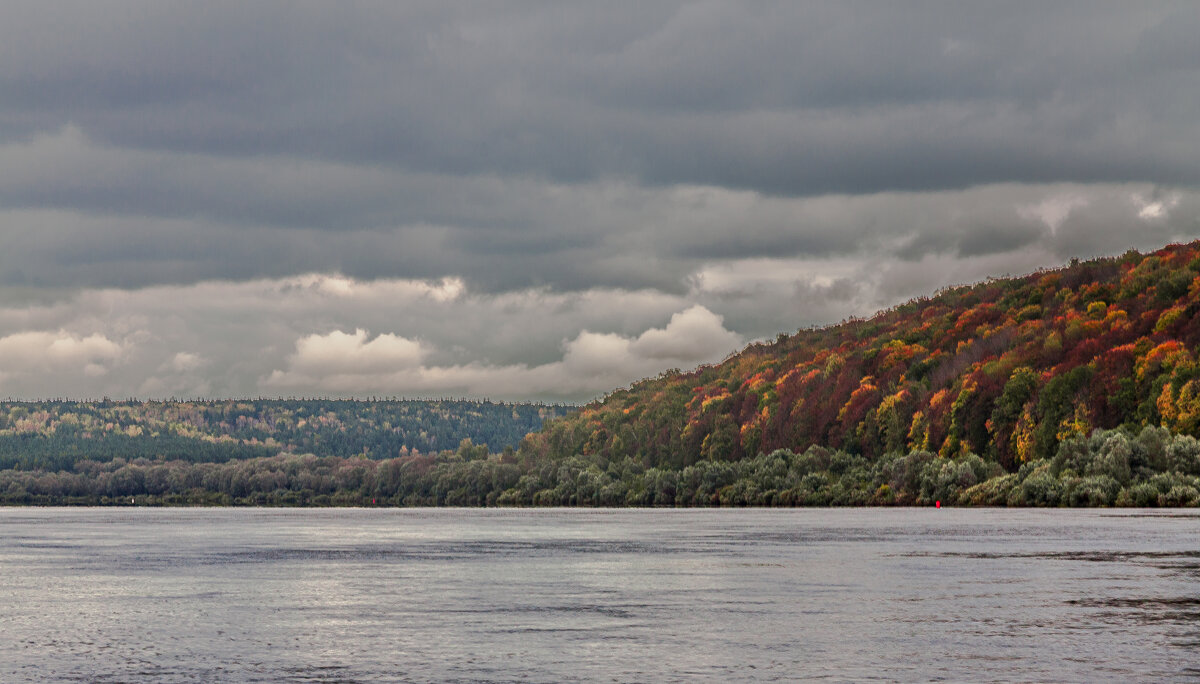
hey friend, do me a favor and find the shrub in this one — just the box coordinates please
[960,474,1018,506]
[1167,435,1200,475]
[1129,482,1160,507]
[1086,432,1132,486]
[1018,471,1061,507]
[1134,425,1172,472]
[1065,475,1120,507]
[1158,485,1200,507]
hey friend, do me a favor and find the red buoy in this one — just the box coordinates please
[936,500,941,508]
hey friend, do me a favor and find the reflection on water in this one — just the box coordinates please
[0,508,1197,682]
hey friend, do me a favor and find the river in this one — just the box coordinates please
[1,507,1197,682]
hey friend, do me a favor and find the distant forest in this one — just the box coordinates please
[0,398,568,472]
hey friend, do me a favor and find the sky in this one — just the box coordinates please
[0,1,1198,403]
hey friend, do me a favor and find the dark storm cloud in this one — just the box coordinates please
[3,2,1198,200]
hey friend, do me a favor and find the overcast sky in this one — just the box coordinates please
[1,1,1197,402]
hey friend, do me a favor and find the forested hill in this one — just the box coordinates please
[0,399,569,471]
[520,242,1200,476]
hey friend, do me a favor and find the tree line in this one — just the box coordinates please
[2,426,1196,507]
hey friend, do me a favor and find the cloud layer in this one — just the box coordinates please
[263,304,741,399]
[0,3,1197,400]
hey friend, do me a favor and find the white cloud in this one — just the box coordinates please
[261,305,742,401]
[561,331,633,378]
[629,305,741,361]
[167,352,205,373]
[83,363,110,378]
[0,330,126,396]
[0,330,122,368]
[1134,191,1181,220]
[289,329,426,375]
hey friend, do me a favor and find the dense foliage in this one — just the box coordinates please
[1,426,1196,507]
[0,398,568,471]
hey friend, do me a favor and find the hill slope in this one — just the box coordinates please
[514,242,1200,503]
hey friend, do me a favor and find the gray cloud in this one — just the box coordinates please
[3,3,1198,194]
[0,183,1193,402]
[5,171,1198,296]
[0,3,1198,399]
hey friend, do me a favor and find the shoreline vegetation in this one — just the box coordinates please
[5,242,1200,507]
[0,426,1197,507]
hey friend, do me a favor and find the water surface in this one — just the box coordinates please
[1,508,1197,682]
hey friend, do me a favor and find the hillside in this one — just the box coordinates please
[509,241,1200,506]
